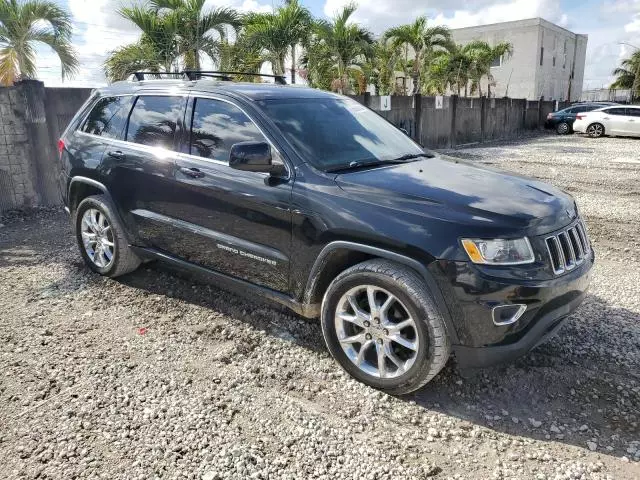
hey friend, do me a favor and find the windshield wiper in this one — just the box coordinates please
[392,152,435,161]
[325,159,407,173]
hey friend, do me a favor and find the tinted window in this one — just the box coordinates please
[189,98,266,161]
[606,108,627,116]
[628,108,640,117]
[258,97,424,170]
[82,96,132,139]
[126,96,184,150]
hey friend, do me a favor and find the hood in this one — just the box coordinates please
[334,154,577,235]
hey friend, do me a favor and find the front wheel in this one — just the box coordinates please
[586,123,605,138]
[321,260,451,395]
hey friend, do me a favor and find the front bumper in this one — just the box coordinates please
[429,253,593,368]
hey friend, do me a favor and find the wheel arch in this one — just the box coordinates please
[304,241,459,344]
[68,176,112,214]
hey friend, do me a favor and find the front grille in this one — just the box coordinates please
[545,221,590,275]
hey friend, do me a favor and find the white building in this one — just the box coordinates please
[451,18,588,101]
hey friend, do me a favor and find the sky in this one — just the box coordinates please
[33,0,640,91]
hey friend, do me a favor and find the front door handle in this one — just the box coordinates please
[179,167,205,179]
[629,119,635,122]
[107,150,124,160]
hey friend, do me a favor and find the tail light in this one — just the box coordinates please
[57,139,65,159]
[576,114,586,120]
[547,113,553,119]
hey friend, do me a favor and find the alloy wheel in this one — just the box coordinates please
[334,285,420,379]
[587,124,603,137]
[557,123,569,134]
[81,208,115,268]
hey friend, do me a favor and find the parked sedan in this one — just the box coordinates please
[545,103,615,134]
[573,105,640,138]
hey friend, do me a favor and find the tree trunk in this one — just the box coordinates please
[464,83,468,97]
[487,81,492,98]
[290,44,296,84]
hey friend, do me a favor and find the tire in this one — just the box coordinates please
[321,259,451,395]
[586,123,605,138]
[556,122,570,135]
[74,195,140,277]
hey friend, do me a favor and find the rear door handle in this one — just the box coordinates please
[179,167,205,179]
[107,150,124,160]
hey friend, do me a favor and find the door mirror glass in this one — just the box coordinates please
[230,141,285,176]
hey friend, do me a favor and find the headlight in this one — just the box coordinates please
[461,237,534,265]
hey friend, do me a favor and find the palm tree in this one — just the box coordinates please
[311,3,373,94]
[423,47,470,96]
[105,1,240,82]
[104,38,166,83]
[0,0,78,86]
[218,34,267,81]
[363,39,403,95]
[462,40,512,97]
[150,0,240,71]
[611,50,640,99]
[110,4,180,79]
[384,16,452,94]
[243,0,311,82]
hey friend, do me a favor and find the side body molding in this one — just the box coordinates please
[304,241,460,344]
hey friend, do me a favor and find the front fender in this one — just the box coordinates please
[303,241,460,344]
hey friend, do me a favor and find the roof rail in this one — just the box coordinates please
[183,71,287,85]
[131,70,287,84]
[131,71,188,81]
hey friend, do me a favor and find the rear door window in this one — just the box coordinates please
[606,108,627,116]
[82,96,132,140]
[126,96,184,150]
[626,108,640,117]
[188,98,266,162]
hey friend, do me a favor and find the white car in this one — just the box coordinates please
[573,105,640,138]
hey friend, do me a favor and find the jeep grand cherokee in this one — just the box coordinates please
[58,73,593,394]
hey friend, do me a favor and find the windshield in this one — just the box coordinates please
[257,97,425,171]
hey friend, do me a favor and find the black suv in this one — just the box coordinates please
[59,74,593,394]
[545,102,618,134]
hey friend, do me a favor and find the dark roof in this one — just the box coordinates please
[100,79,339,101]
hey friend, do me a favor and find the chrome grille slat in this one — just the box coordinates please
[568,228,584,262]
[559,232,576,268]
[545,220,591,276]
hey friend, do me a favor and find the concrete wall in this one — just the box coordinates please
[0,81,92,212]
[351,93,568,149]
[451,18,587,101]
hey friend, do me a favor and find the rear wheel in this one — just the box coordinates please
[556,122,570,135]
[74,195,140,277]
[321,259,451,395]
[586,123,605,138]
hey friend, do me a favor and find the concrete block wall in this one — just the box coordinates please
[0,81,92,212]
[0,86,38,211]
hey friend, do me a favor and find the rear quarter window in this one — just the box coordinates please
[81,96,133,140]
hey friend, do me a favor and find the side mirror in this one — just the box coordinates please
[229,141,286,176]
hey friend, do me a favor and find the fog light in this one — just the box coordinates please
[492,304,527,326]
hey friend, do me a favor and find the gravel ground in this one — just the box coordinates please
[1,133,639,480]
